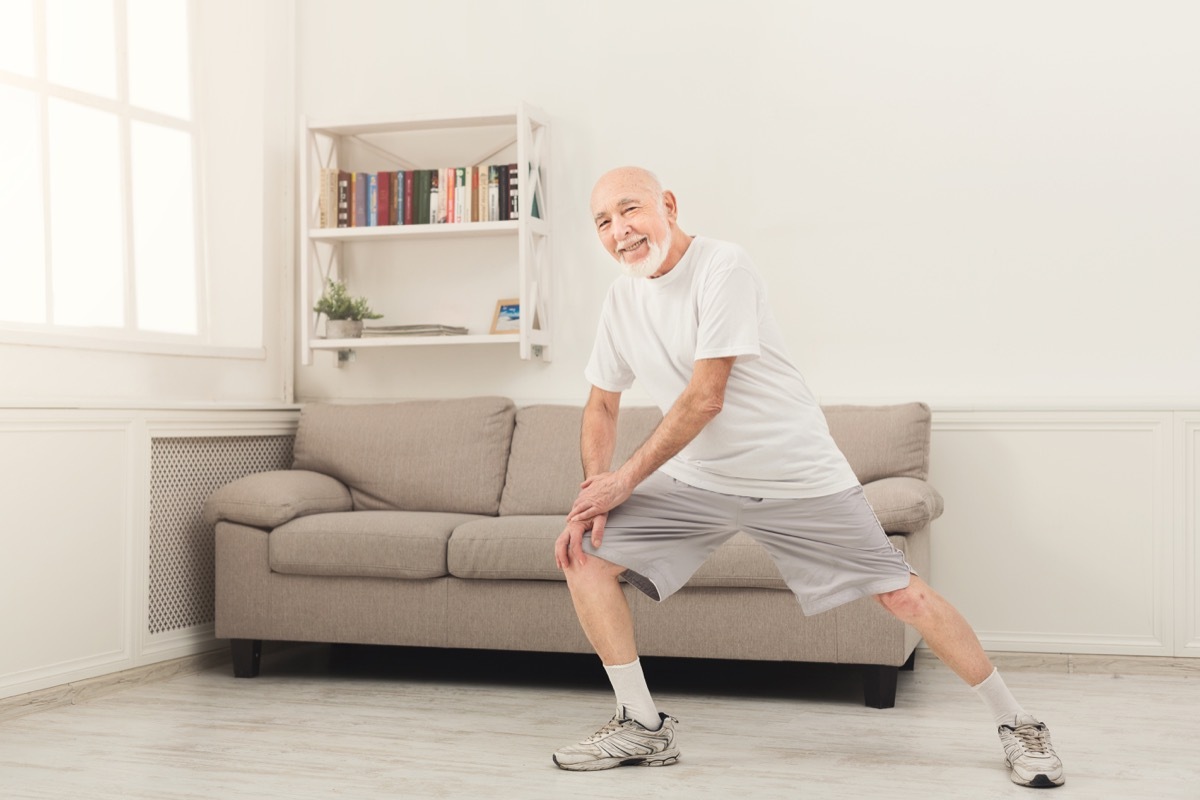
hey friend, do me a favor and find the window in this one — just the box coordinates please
[0,0,201,339]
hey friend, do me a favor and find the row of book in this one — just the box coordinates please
[317,164,526,229]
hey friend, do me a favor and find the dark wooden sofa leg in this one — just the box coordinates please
[863,664,898,708]
[900,650,917,671]
[231,639,263,678]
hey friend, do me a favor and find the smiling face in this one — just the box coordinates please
[590,167,684,278]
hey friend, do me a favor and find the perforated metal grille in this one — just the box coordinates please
[148,435,294,635]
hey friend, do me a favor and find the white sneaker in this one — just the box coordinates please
[998,714,1065,788]
[552,709,680,771]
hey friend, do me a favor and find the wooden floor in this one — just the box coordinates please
[1,645,1198,799]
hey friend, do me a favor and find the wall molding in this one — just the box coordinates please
[930,410,1180,656]
[1180,414,1200,654]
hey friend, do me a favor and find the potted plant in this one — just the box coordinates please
[312,278,383,339]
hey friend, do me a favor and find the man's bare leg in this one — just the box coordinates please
[562,555,636,666]
[877,575,1064,787]
[876,575,993,685]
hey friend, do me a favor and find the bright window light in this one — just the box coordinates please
[0,0,36,77]
[0,85,46,323]
[131,121,196,334]
[127,0,191,120]
[48,99,124,328]
[46,0,117,99]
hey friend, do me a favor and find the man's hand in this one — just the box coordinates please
[568,471,633,525]
[554,513,609,570]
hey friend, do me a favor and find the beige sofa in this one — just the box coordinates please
[204,397,943,708]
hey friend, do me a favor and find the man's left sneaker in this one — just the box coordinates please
[552,709,679,771]
[998,714,1065,788]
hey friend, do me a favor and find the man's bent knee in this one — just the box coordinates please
[876,579,929,622]
[563,553,626,583]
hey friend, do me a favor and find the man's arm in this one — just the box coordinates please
[555,386,621,569]
[568,356,736,524]
[581,385,621,479]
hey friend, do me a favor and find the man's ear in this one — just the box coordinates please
[662,190,678,221]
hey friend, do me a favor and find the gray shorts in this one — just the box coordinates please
[581,472,914,616]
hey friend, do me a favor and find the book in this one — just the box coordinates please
[317,168,333,228]
[498,165,509,221]
[403,170,415,225]
[508,163,519,220]
[437,167,447,223]
[488,165,499,222]
[393,171,401,225]
[374,172,388,227]
[455,167,466,224]
[429,169,440,224]
[336,170,350,228]
[354,172,368,227]
[472,167,482,222]
[362,323,469,337]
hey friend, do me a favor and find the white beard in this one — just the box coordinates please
[618,232,670,278]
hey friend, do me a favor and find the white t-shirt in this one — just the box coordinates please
[585,236,859,499]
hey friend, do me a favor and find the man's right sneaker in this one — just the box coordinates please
[552,709,680,771]
[998,714,1065,788]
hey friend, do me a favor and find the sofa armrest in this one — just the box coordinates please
[203,470,352,530]
[862,477,944,534]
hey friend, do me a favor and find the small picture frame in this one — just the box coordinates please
[490,298,521,334]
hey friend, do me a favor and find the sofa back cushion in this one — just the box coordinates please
[292,397,516,515]
[823,402,932,484]
[499,404,663,516]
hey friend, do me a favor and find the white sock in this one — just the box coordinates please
[603,659,660,730]
[972,668,1030,727]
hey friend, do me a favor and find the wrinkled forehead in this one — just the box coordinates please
[590,170,662,214]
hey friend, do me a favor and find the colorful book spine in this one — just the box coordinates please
[404,171,415,225]
[498,165,510,221]
[375,172,389,227]
[354,173,368,227]
[392,171,402,225]
[508,163,519,220]
[429,169,440,224]
[336,170,350,228]
[455,167,466,224]
[489,165,499,221]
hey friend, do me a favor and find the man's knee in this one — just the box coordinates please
[564,554,626,586]
[876,578,929,621]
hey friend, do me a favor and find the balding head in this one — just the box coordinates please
[590,167,665,215]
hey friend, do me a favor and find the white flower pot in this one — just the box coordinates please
[325,319,363,339]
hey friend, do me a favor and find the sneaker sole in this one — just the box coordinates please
[1006,759,1064,788]
[553,748,681,771]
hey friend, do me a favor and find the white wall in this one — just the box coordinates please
[294,0,1199,405]
[290,1,1200,657]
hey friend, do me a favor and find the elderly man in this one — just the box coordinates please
[550,167,1064,789]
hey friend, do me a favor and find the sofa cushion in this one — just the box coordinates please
[291,397,516,515]
[823,403,932,483]
[499,405,662,516]
[202,470,352,528]
[864,477,944,533]
[448,515,564,580]
[270,510,485,578]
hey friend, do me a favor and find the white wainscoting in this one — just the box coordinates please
[0,408,299,700]
[929,410,1193,657]
[1180,413,1200,656]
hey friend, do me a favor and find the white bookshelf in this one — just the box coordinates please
[298,104,551,366]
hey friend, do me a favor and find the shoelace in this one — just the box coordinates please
[1011,723,1051,755]
[584,716,630,744]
